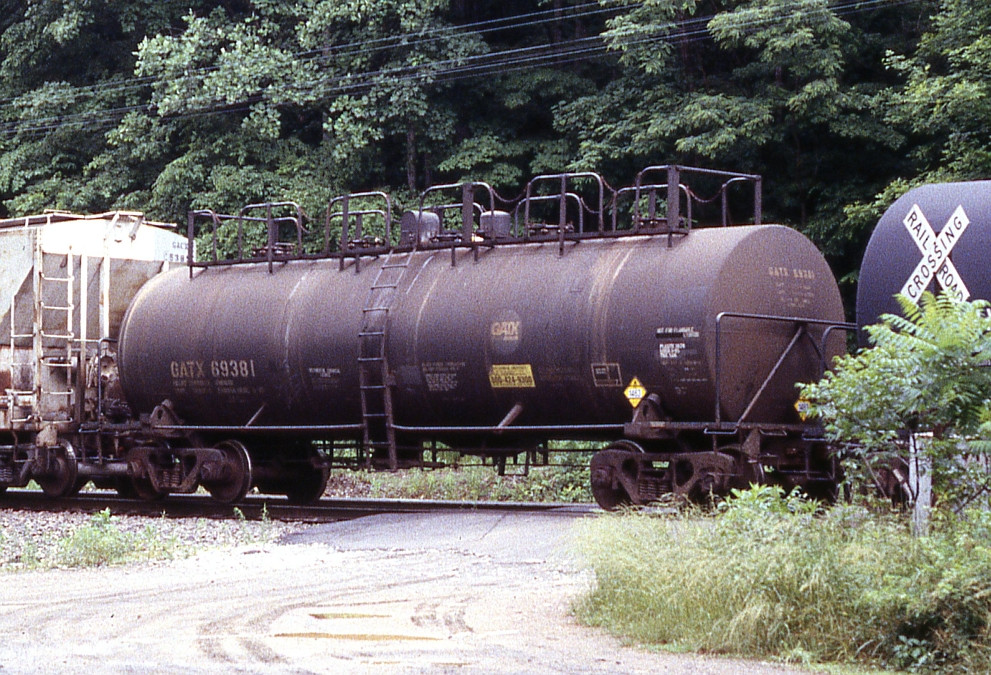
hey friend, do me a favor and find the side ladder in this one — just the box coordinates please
[357,250,414,469]
[35,244,75,423]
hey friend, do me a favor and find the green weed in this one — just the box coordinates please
[356,463,592,502]
[55,509,179,568]
[575,486,991,672]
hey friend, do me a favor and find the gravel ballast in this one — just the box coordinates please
[0,507,304,570]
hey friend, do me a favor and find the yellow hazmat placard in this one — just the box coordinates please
[624,377,646,407]
[794,398,811,420]
[489,364,536,388]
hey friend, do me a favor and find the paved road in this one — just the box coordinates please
[0,509,820,674]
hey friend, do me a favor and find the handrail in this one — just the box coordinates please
[522,171,611,235]
[325,191,393,256]
[713,312,854,426]
[515,193,585,233]
[185,202,306,274]
[417,181,499,265]
[239,202,307,273]
[613,183,692,233]
[636,165,762,230]
[179,165,767,270]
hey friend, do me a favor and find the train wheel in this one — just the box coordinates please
[124,449,169,500]
[590,441,641,510]
[671,451,736,502]
[37,441,81,498]
[202,440,253,504]
[129,476,167,501]
[285,467,330,505]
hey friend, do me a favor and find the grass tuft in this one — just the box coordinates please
[1,507,289,572]
[574,485,991,672]
[56,508,180,567]
[327,463,592,502]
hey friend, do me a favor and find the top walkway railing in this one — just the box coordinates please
[184,164,764,272]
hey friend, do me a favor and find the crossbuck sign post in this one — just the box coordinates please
[898,202,973,529]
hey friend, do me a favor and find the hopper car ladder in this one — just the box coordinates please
[357,249,414,469]
[8,241,76,426]
[7,284,34,425]
[36,245,76,423]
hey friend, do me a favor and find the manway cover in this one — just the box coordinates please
[857,181,991,340]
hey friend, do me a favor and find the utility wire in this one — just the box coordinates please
[0,0,911,122]
[0,0,922,138]
[0,1,622,112]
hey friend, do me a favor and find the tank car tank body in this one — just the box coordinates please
[114,167,847,508]
[858,180,991,336]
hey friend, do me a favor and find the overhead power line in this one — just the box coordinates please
[0,1,621,114]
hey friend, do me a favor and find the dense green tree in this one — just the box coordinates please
[72,0,603,226]
[0,1,199,216]
[96,3,337,220]
[555,0,926,286]
[842,0,991,262]
[0,0,984,276]
[885,0,991,181]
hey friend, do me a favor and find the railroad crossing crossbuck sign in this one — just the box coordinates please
[900,203,971,303]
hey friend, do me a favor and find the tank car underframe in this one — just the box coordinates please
[1,425,134,498]
[130,441,326,505]
[0,439,36,493]
[588,427,840,510]
[583,313,854,509]
[0,312,851,507]
[0,422,338,505]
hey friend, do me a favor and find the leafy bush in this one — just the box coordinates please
[575,486,991,671]
[801,292,991,508]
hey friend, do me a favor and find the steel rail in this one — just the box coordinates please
[0,490,596,523]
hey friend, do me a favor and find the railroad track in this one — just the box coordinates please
[0,489,597,524]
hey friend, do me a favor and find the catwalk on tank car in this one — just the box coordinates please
[111,166,848,509]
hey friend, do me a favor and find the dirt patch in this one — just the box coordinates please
[0,510,823,674]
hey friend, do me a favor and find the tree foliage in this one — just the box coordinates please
[0,0,987,292]
[0,0,196,214]
[557,0,911,229]
[839,0,991,279]
[884,0,991,181]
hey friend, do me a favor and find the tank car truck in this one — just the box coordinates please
[114,166,848,508]
[0,211,188,498]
